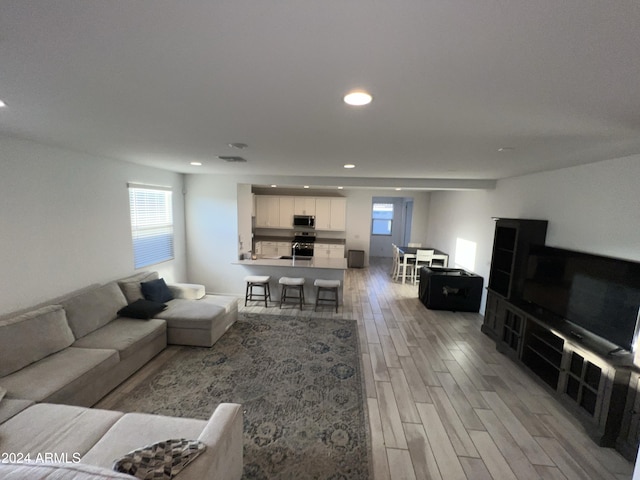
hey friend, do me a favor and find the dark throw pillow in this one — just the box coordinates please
[140,278,174,303]
[118,299,167,320]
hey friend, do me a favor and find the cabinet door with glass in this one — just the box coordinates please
[482,291,505,341]
[498,306,525,360]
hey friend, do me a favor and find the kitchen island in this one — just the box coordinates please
[233,256,347,307]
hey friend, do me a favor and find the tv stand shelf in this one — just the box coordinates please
[483,218,640,460]
[512,299,636,366]
[484,290,633,450]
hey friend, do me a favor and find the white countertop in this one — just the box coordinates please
[234,256,348,270]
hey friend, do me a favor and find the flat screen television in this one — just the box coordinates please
[521,245,640,352]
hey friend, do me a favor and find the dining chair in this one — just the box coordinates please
[431,256,446,267]
[391,244,401,280]
[412,249,434,283]
[399,250,417,284]
[407,242,422,247]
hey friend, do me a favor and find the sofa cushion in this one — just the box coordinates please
[61,282,128,339]
[0,403,123,458]
[117,299,167,320]
[141,278,174,303]
[154,298,225,330]
[72,318,166,360]
[118,271,159,304]
[0,347,119,403]
[82,413,207,469]
[0,398,34,425]
[0,305,75,377]
[0,462,136,479]
[168,283,206,300]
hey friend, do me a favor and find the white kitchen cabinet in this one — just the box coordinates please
[314,243,331,259]
[254,240,291,257]
[314,243,345,259]
[329,244,345,259]
[315,198,346,231]
[294,197,316,215]
[276,242,292,256]
[255,196,280,228]
[279,197,295,228]
[329,198,346,231]
[315,199,331,230]
[255,195,345,230]
[259,241,278,256]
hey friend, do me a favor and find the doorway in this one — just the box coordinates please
[369,197,414,257]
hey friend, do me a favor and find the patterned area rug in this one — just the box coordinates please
[110,313,370,479]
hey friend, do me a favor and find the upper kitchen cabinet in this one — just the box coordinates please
[254,195,346,231]
[315,197,346,231]
[279,197,295,228]
[294,197,316,215]
[255,195,280,228]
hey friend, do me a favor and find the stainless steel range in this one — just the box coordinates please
[292,231,316,257]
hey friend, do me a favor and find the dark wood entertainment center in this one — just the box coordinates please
[482,218,640,461]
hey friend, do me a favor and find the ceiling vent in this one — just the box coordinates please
[218,156,247,163]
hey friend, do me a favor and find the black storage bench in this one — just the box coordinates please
[418,267,484,312]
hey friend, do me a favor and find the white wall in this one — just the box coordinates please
[348,190,430,261]
[369,197,410,257]
[185,175,432,294]
[0,136,187,315]
[426,155,640,313]
[185,174,244,295]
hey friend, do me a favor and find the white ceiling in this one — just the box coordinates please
[1,1,640,189]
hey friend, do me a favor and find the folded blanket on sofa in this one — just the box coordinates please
[113,438,206,480]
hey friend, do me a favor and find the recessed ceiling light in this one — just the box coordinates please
[343,91,372,106]
[190,161,202,166]
[228,143,248,149]
[0,100,6,108]
[395,188,402,191]
[337,187,344,190]
[343,164,356,169]
[303,185,310,189]
[498,147,514,152]
[271,184,277,188]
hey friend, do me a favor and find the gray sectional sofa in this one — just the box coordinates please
[0,271,242,479]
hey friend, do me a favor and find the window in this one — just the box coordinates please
[128,184,174,268]
[372,202,393,235]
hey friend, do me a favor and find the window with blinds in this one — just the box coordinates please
[371,202,393,235]
[128,184,174,268]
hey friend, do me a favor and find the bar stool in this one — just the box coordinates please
[244,275,271,307]
[279,277,305,309]
[314,279,340,312]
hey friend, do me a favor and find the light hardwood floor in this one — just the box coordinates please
[101,257,636,479]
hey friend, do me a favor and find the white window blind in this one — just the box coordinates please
[372,202,393,235]
[128,184,174,268]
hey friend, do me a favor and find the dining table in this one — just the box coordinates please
[396,246,449,284]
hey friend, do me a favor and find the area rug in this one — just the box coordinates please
[110,313,371,479]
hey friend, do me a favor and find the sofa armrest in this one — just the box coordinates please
[167,283,206,300]
[180,403,243,480]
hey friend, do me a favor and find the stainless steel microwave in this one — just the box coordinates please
[293,215,315,228]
